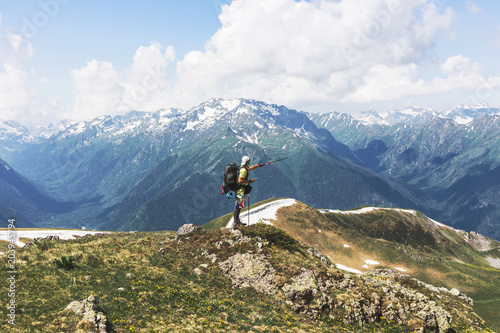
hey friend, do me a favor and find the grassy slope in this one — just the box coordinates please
[1,199,498,332]
[0,229,427,333]
[271,201,500,332]
[0,220,492,332]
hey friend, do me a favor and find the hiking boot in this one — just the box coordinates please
[233,220,246,228]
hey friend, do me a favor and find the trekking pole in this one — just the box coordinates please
[259,157,288,167]
[247,194,250,226]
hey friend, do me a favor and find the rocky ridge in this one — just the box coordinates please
[178,224,488,332]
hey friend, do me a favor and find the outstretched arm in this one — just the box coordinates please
[249,163,263,171]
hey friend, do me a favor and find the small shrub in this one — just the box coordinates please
[53,256,78,270]
[33,238,51,251]
[242,223,300,251]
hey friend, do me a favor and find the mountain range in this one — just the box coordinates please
[308,105,500,240]
[1,98,500,242]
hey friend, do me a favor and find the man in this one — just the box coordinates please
[233,156,262,227]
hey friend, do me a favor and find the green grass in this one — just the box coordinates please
[1,224,488,332]
[272,203,500,332]
[1,200,497,332]
[0,229,311,331]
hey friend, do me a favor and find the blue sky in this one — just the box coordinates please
[1,0,500,124]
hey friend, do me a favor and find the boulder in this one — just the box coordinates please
[176,224,201,238]
[219,252,276,294]
[65,295,107,332]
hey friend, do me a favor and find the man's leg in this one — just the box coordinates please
[233,200,241,225]
[233,193,246,227]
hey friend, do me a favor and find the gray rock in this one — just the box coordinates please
[230,229,243,237]
[282,268,318,304]
[176,224,201,238]
[219,252,276,294]
[65,295,107,332]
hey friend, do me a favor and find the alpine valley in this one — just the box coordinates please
[308,104,500,241]
[1,98,500,243]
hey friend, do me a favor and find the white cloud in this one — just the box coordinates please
[465,0,481,14]
[120,42,171,112]
[342,55,490,104]
[69,60,123,120]
[7,33,35,61]
[172,0,466,110]
[440,55,481,77]
[0,20,53,124]
[0,63,33,118]
[68,43,175,120]
[2,1,500,124]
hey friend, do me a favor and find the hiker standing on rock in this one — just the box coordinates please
[233,156,262,227]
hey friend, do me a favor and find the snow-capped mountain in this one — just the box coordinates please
[3,98,500,241]
[41,98,329,141]
[308,106,500,241]
[29,119,78,139]
[29,98,358,165]
[0,120,36,154]
[1,98,415,231]
[349,104,500,126]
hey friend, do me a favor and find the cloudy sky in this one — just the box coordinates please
[1,0,500,124]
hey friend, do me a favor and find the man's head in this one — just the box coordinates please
[241,156,250,166]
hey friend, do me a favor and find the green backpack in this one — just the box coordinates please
[221,162,239,197]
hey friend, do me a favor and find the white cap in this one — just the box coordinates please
[241,156,250,165]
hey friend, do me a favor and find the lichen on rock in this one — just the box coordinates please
[65,295,107,333]
[218,252,277,294]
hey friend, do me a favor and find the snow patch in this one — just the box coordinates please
[365,259,380,265]
[185,120,200,131]
[220,99,241,110]
[261,104,281,116]
[241,133,259,144]
[227,199,297,228]
[319,207,417,217]
[454,116,473,124]
[343,244,350,248]
[394,267,407,272]
[336,264,362,274]
[0,229,112,247]
[486,256,500,269]
[428,218,455,231]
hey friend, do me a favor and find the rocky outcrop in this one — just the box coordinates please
[193,224,488,332]
[176,224,201,238]
[459,230,498,252]
[65,295,107,333]
[212,239,481,332]
[219,252,277,294]
[24,235,60,248]
[282,268,334,318]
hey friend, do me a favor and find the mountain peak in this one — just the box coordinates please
[347,105,500,126]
